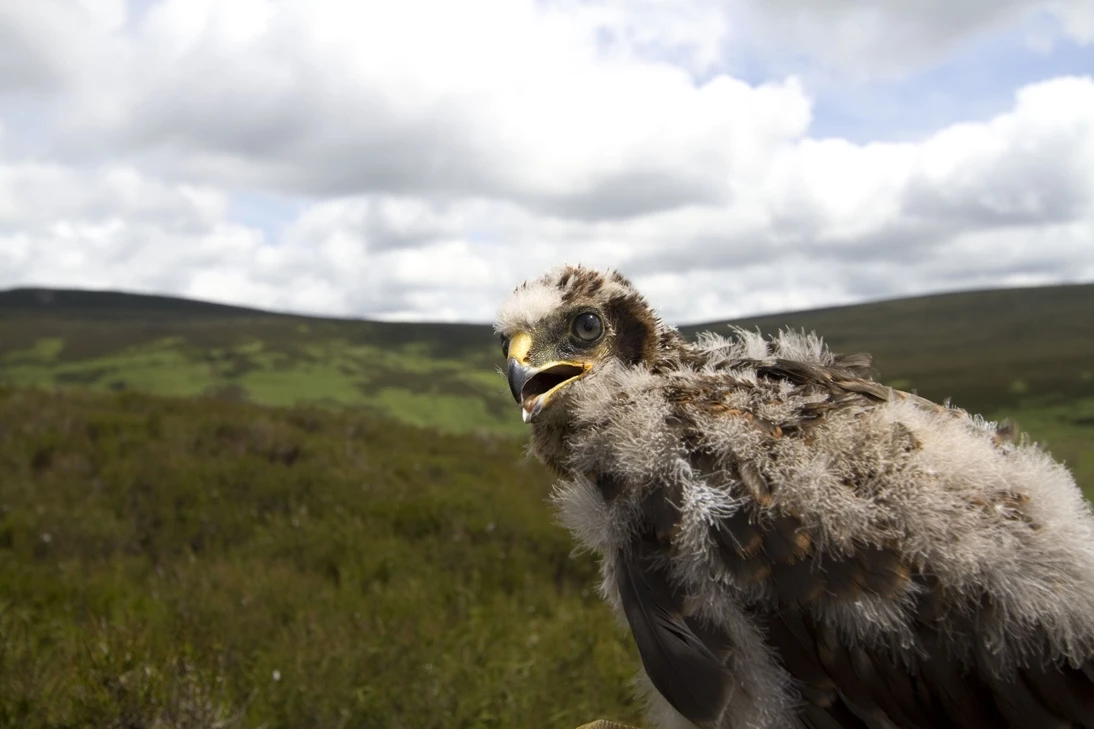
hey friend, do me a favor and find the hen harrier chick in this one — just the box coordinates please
[494,265,1094,729]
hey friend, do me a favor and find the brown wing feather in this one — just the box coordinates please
[612,361,1093,729]
[684,363,1094,729]
[616,538,732,727]
[912,629,1002,729]
[797,702,872,729]
[613,485,734,727]
[973,641,1074,729]
[750,530,1094,729]
[1023,661,1094,725]
[754,548,1094,729]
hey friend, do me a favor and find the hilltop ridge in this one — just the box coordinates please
[2,280,1091,493]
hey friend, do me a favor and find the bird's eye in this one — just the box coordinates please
[571,312,603,343]
[500,335,511,358]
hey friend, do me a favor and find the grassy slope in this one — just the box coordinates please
[0,388,644,728]
[0,289,512,435]
[2,283,1092,493]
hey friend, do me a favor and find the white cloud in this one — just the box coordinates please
[0,0,126,92]
[733,0,1035,77]
[0,161,226,229]
[41,0,808,222]
[732,0,1092,78]
[1048,0,1094,44]
[0,0,1092,325]
[904,77,1094,227]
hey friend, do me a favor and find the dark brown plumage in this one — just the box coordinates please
[494,265,1094,729]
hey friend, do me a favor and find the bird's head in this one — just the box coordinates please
[493,265,670,424]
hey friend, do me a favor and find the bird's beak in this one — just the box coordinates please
[505,332,590,424]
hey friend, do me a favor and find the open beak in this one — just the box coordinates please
[505,333,589,424]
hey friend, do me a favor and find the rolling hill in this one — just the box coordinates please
[2,282,1092,492]
[0,287,501,434]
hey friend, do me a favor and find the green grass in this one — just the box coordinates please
[0,323,515,435]
[990,397,1094,500]
[0,388,644,729]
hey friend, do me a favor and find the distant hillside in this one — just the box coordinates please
[5,283,1092,409]
[0,287,281,318]
[686,282,1094,417]
[2,283,1092,490]
[3,283,1093,418]
[0,287,491,357]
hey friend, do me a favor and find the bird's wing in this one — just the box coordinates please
[619,471,1094,729]
[746,548,1094,729]
[659,365,1094,729]
[615,533,733,727]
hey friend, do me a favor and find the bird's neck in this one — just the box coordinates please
[529,414,578,478]
[651,332,700,373]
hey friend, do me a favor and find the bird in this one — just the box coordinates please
[493,264,1094,729]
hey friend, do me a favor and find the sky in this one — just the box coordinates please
[0,0,1092,325]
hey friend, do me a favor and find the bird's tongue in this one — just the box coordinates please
[516,363,585,424]
[521,395,541,423]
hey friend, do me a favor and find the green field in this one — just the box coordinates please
[0,284,1091,728]
[0,289,513,436]
[0,388,644,728]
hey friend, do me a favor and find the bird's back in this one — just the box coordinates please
[550,329,1094,729]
